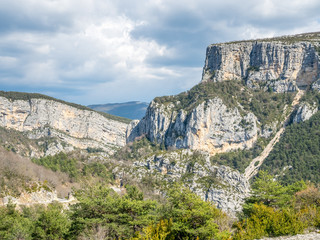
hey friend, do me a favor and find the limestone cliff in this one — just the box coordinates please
[127,97,258,155]
[0,95,128,155]
[202,33,320,92]
[127,33,320,155]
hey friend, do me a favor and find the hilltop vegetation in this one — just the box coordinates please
[220,31,320,45]
[154,80,294,126]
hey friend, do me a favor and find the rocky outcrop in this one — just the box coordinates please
[127,34,320,155]
[1,189,76,207]
[202,40,320,92]
[0,97,128,154]
[127,98,258,155]
[129,150,250,215]
[293,102,318,123]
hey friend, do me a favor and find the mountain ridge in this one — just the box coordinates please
[88,101,148,120]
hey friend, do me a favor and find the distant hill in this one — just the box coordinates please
[88,101,149,120]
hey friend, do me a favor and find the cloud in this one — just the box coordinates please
[0,0,319,105]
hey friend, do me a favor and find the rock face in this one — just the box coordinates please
[129,150,250,215]
[202,40,320,92]
[293,102,318,123]
[127,98,258,155]
[127,34,320,155]
[0,96,128,155]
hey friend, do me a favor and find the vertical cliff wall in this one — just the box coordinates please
[202,40,320,92]
[127,97,258,155]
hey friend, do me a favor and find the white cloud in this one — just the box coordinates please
[0,0,319,104]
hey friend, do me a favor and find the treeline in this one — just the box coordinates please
[1,172,320,239]
[31,152,113,182]
[262,110,320,184]
[0,184,231,240]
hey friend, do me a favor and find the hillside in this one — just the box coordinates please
[0,91,130,156]
[0,91,131,124]
[261,91,320,184]
[88,101,148,120]
[124,32,320,217]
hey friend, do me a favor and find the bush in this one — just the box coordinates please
[234,203,306,240]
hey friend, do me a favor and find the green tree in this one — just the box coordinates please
[161,184,229,240]
[69,184,158,240]
[32,203,71,240]
[234,203,306,240]
[243,171,306,216]
[0,203,33,240]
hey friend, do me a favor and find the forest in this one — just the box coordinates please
[1,172,320,240]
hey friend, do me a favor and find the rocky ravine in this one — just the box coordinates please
[244,89,304,180]
[0,96,128,155]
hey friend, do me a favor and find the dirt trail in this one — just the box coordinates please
[244,89,304,180]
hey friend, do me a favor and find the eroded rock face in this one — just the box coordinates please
[293,102,318,123]
[129,150,250,215]
[0,97,128,154]
[127,98,258,155]
[202,41,320,92]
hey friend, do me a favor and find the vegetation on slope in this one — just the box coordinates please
[113,136,162,162]
[233,171,320,240]
[154,80,294,126]
[0,126,40,157]
[32,152,114,182]
[0,146,71,198]
[300,88,320,106]
[0,91,131,124]
[261,109,320,184]
[210,137,270,173]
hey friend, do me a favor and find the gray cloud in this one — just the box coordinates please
[0,0,319,105]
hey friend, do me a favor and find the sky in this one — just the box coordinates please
[0,0,320,105]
